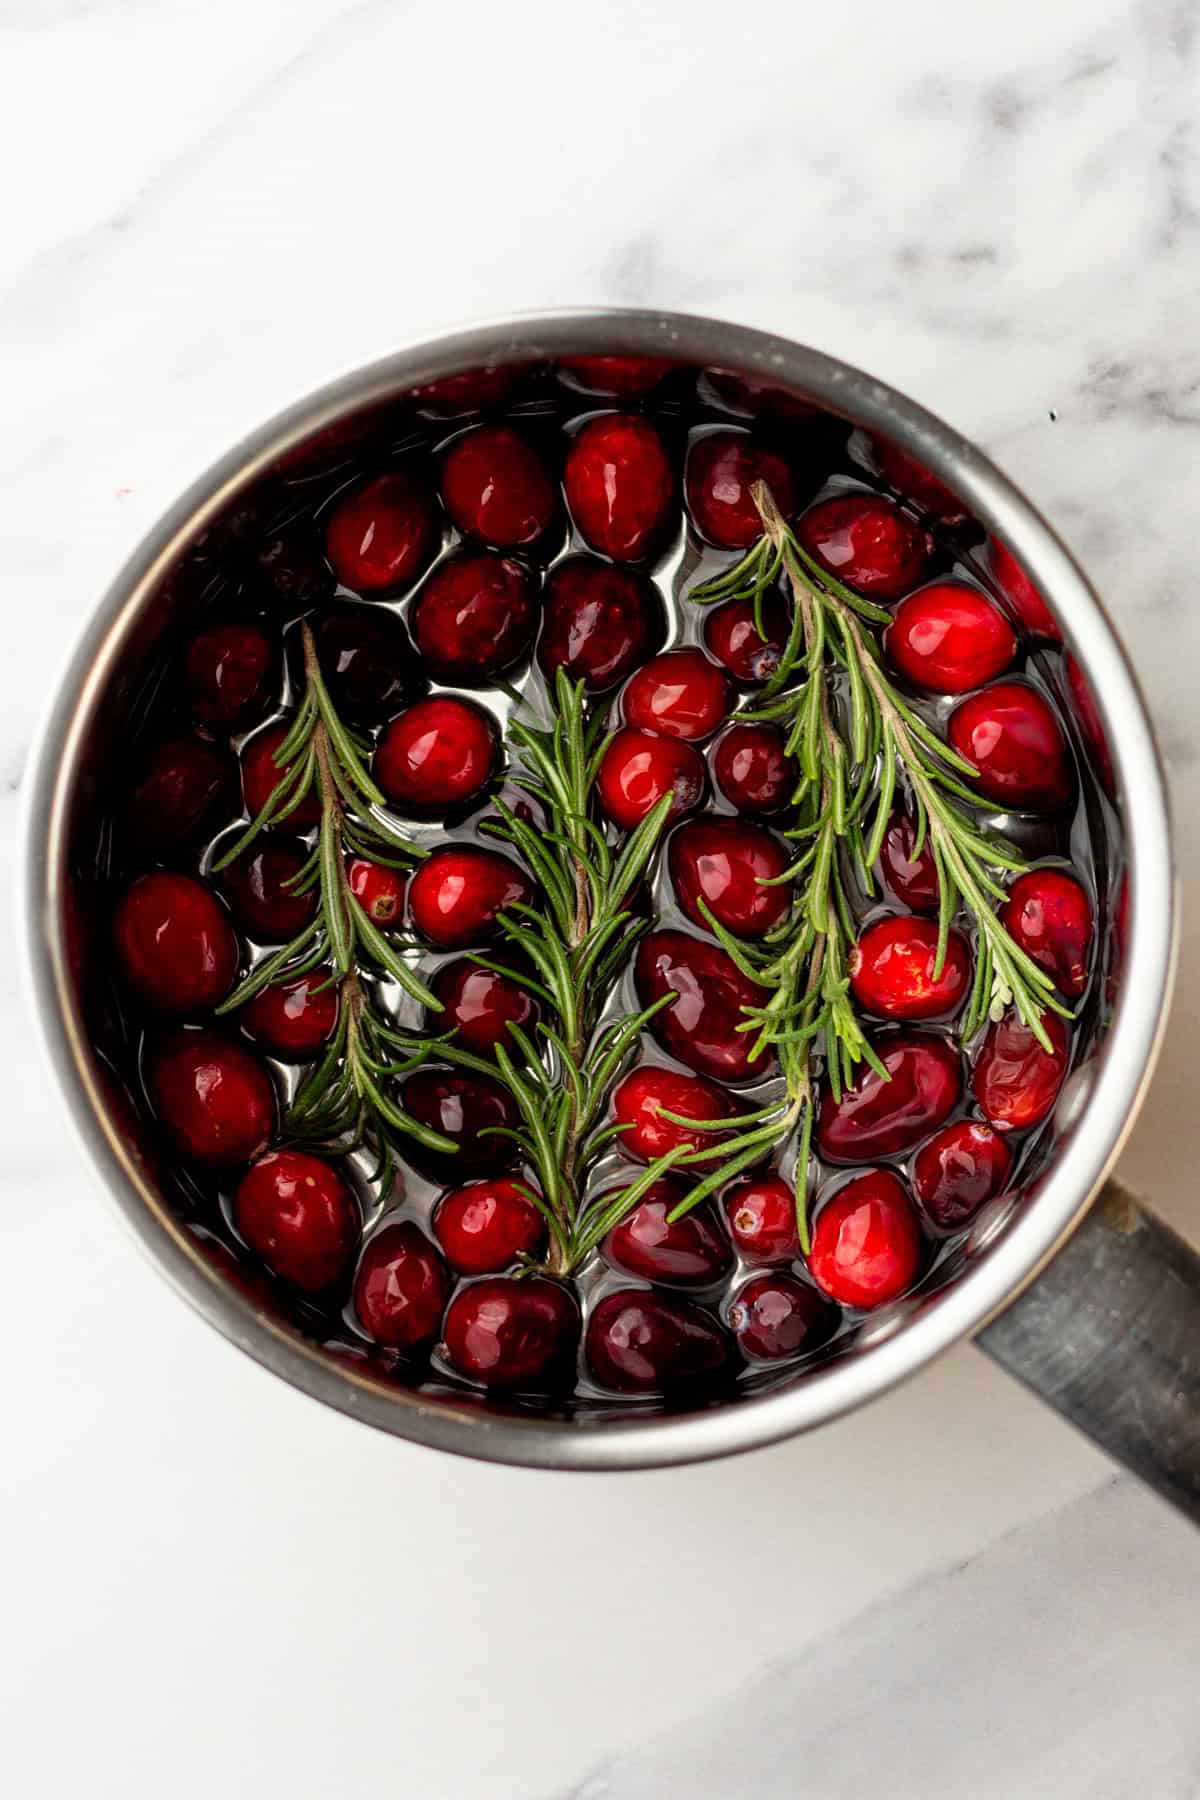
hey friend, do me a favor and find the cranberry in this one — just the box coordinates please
[797,493,933,600]
[127,733,237,850]
[871,438,969,524]
[234,1150,358,1292]
[353,1221,449,1348]
[668,817,792,939]
[410,368,515,416]
[947,681,1074,812]
[702,370,822,424]
[220,833,316,943]
[184,621,275,729]
[602,1178,732,1287]
[597,728,706,831]
[849,915,971,1020]
[374,696,499,814]
[539,557,665,693]
[429,958,538,1056]
[433,1177,545,1273]
[586,1291,731,1393]
[729,1273,834,1360]
[146,1030,276,1167]
[991,539,1061,640]
[240,970,339,1060]
[817,1032,961,1162]
[255,531,334,613]
[622,648,731,742]
[314,605,423,726]
[397,1067,519,1180]
[973,1010,1070,1132]
[912,1120,1013,1231]
[559,355,676,396]
[711,723,798,816]
[611,1064,736,1162]
[635,929,777,1084]
[241,722,321,827]
[809,1170,923,1309]
[703,593,791,684]
[113,873,238,1014]
[564,413,676,562]
[884,582,1015,693]
[347,858,406,925]
[407,846,533,948]
[1065,655,1116,798]
[723,1175,800,1264]
[443,1277,578,1390]
[877,809,939,913]
[441,425,557,549]
[685,431,794,548]
[1001,868,1093,999]
[411,553,536,684]
[323,468,438,595]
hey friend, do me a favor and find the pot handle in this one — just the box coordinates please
[978,1178,1200,1526]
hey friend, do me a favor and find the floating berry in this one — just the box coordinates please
[685,431,794,548]
[711,723,798,816]
[146,1030,276,1168]
[234,1150,358,1293]
[410,367,515,417]
[877,810,939,914]
[585,1291,732,1393]
[220,833,317,943]
[397,1067,519,1180]
[797,493,933,600]
[911,1120,1013,1231]
[440,425,557,549]
[849,915,971,1020]
[884,582,1015,693]
[947,681,1074,812]
[113,873,238,1014]
[324,468,438,594]
[538,557,665,692]
[374,696,499,814]
[622,648,731,742]
[991,539,1060,640]
[702,370,821,424]
[184,621,276,729]
[1001,868,1093,998]
[407,846,533,948]
[602,1178,732,1287]
[611,1064,736,1162]
[809,1170,923,1309]
[1065,655,1116,798]
[596,727,706,831]
[314,605,424,725]
[433,1178,545,1274]
[729,1273,835,1360]
[703,593,791,684]
[240,722,321,827]
[255,531,335,613]
[128,733,238,850]
[723,1175,800,1264]
[635,929,777,1084]
[559,355,676,396]
[240,971,339,1060]
[870,438,969,524]
[973,1011,1070,1132]
[817,1032,961,1162]
[443,1276,578,1390]
[429,958,538,1056]
[353,1221,449,1348]
[347,858,406,925]
[668,816,793,939]
[411,552,536,685]
[564,413,677,562]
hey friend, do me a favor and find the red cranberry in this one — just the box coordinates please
[1001,868,1093,998]
[622,648,731,742]
[443,1276,578,1390]
[948,681,1074,812]
[973,1010,1070,1132]
[433,1177,545,1273]
[398,1067,519,1179]
[597,727,706,831]
[877,809,939,913]
[702,370,822,423]
[703,594,791,684]
[809,1170,923,1308]
[410,368,515,416]
[441,425,556,549]
[146,1030,276,1167]
[611,1064,736,1162]
[559,355,676,395]
[884,582,1015,693]
[234,1150,358,1292]
[729,1273,834,1360]
[255,531,334,613]
[220,833,317,943]
[602,1178,732,1287]
[685,431,795,548]
[849,915,971,1020]
[991,539,1061,640]
[241,971,339,1060]
[113,873,238,1014]
[1065,655,1116,798]
[797,493,933,600]
[817,1032,961,1162]
[564,414,676,562]
[429,958,538,1056]
[412,553,536,684]
[586,1291,731,1393]
[408,846,533,948]
[871,438,969,524]
[353,1221,449,1347]
[184,621,275,729]
[912,1120,1013,1231]
[241,722,321,828]
[539,557,665,693]
[723,1175,800,1264]
[711,723,798,816]
[668,817,792,939]
[635,929,777,1084]
[324,469,438,594]
[347,858,406,925]
[314,605,423,726]
[128,733,237,850]
[374,696,499,814]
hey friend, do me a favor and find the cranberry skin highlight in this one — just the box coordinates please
[849,915,971,1020]
[884,583,1016,694]
[611,1064,736,1162]
[314,605,423,726]
[347,858,406,925]
[241,971,339,1060]
[602,1179,733,1287]
[1001,868,1093,999]
[407,846,533,949]
[947,681,1074,812]
[443,1277,579,1391]
[597,727,706,831]
[586,1291,732,1393]
[912,1120,1013,1231]
[703,593,791,685]
[429,959,538,1057]
[440,425,557,549]
[113,873,238,1014]
[241,722,321,828]
[991,539,1061,641]
[397,1068,519,1181]
[146,1031,277,1168]
[374,696,499,813]
[729,1274,835,1361]
[412,553,536,685]
[622,648,732,743]
[973,1011,1070,1132]
[668,816,793,940]
[433,1178,545,1275]
[809,1170,924,1309]
[220,834,317,943]
[184,622,275,729]
[797,493,933,600]
[564,413,677,562]
[234,1150,359,1293]
[817,1032,961,1162]
[128,733,237,850]
[878,810,939,914]
[685,431,795,548]
[712,723,797,816]
[353,1221,449,1349]
[324,469,438,595]
[723,1175,801,1264]
[538,558,665,693]
[635,928,778,1084]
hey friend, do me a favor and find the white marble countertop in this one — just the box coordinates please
[5,1,1200,1794]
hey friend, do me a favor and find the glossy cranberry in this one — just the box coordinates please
[184,621,275,728]
[622,648,731,742]
[323,468,438,594]
[884,582,1015,694]
[410,367,515,416]
[849,915,971,1020]
[240,970,339,1060]
[597,728,706,831]
[220,834,316,943]
[412,553,536,684]
[685,431,794,548]
[712,723,798,816]
[635,929,777,1084]
[113,873,238,1014]
[397,1067,519,1179]
[441,425,556,549]
[234,1150,358,1292]
[433,1177,545,1273]
[240,722,321,827]
[817,1032,961,1162]
[564,414,676,562]
[314,605,423,726]
[729,1273,835,1360]
[973,1010,1070,1132]
[703,593,792,684]
[948,681,1074,812]
[407,846,533,948]
[723,1176,800,1264]
[374,696,499,814]
[255,530,335,612]
[871,438,970,524]
[877,809,939,913]
[586,1291,731,1393]
[602,1178,733,1287]
[912,1120,1013,1231]
[559,355,676,395]
[1065,655,1116,798]
[797,493,933,600]
[991,539,1061,640]
[809,1170,923,1309]
[443,1277,578,1390]
[429,959,538,1056]
[146,1030,277,1168]
[611,1064,736,1162]
[347,858,406,925]
[128,733,237,850]
[668,817,792,939]
[539,557,665,693]
[353,1221,449,1347]
[1001,868,1093,999]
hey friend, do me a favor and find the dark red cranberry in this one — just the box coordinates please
[711,723,797,816]
[347,858,406,925]
[184,621,275,729]
[255,531,335,612]
[559,355,676,395]
[849,915,971,1020]
[241,722,321,827]
[410,368,515,416]
[234,1149,358,1292]
[412,553,536,684]
[441,425,556,549]
[442,1276,578,1390]
[240,970,339,1060]
[809,1170,923,1308]
[991,539,1061,640]
[314,605,423,726]
[723,1175,800,1264]
[586,1291,731,1393]
[912,1120,1013,1231]
[973,1010,1070,1132]
[817,1032,961,1162]
[611,1064,736,1162]
[324,469,438,594]
[668,816,792,939]
[703,593,791,684]
[597,728,706,831]
[871,438,969,523]
[877,809,939,913]
[702,370,822,423]
[564,414,676,562]
[374,696,499,814]
[398,1067,519,1179]
[146,1030,277,1167]
[113,873,238,1014]
[1001,868,1093,998]
[220,833,317,943]
[407,846,533,948]
[433,1177,545,1273]
[1065,655,1116,798]
[685,431,795,548]
[884,582,1015,693]
[622,648,731,742]
[797,493,933,600]
[429,958,538,1056]
[538,557,665,693]
[353,1221,449,1348]
[602,1178,732,1287]
[948,681,1074,811]
[635,929,777,1084]
[128,733,237,850]
[729,1273,834,1360]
